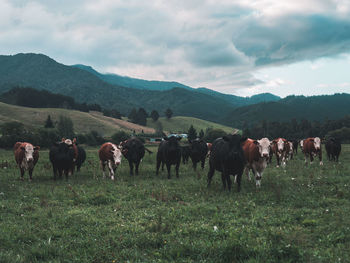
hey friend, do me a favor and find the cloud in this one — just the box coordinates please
[0,0,350,96]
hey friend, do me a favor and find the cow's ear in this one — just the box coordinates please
[163,137,169,141]
[20,146,25,150]
[61,138,66,142]
[34,146,40,151]
[73,138,77,144]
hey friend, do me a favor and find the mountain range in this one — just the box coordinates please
[0,53,349,126]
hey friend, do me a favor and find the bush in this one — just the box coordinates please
[111,130,130,144]
[203,128,227,143]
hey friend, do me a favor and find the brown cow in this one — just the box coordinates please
[242,138,271,187]
[14,142,40,181]
[271,138,288,167]
[98,142,122,180]
[303,137,323,165]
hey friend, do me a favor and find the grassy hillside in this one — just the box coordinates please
[147,116,236,134]
[0,145,349,262]
[0,102,155,136]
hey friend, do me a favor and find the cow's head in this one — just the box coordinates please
[111,144,122,166]
[313,137,321,150]
[189,138,204,152]
[164,136,181,151]
[300,139,304,148]
[20,144,39,162]
[223,135,246,161]
[254,138,271,158]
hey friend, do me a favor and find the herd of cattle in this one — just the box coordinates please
[12,135,342,191]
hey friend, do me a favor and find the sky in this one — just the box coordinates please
[1,0,350,97]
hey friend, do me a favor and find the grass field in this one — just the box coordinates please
[0,102,155,136]
[1,145,350,262]
[146,116,236,134]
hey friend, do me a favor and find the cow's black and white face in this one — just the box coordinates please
[256,138,271,158]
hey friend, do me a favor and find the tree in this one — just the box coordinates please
[150,110,159,121]
[44,115,54,128]
[57,115,74,138]
[187,125,197,141]
[128,108,138,123]
[136,108,148,126]
[165,108,173,119]
[199,129,205,139]
[203,128,227,143]
[111,130,130,144]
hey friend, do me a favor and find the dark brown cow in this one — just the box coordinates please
[303,137,323,165]
[14,142,40,181]
[98,142,122,180]
[271,138,288,167]
[242,138,271,187]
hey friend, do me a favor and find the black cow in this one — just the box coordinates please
[189,138,208,170]
[49,141,75,180]
[75,145,86,172]
[292,140,299,154]
[156,136,182,179]
[325,138,341,162]
[120,137,152,176]
[207,135,247,192]
[181,146,191,164]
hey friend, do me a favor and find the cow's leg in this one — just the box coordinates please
[207,165,215,188]
[135,161,140,176]
[221,173,227,190]
[276,154,280,167]
[226,173,232,191]
[304,153,308,165]
[77,162,82,172]
[108,160,115,180]
[175,161,180,178]
[52,165,57,180]
[236,173,242,192]
[310,153,314,164]
[162,162,165,171]
[28,168,33,181]
[201,158,205,169]
[58,168,63,179]
[20,168,25,181]
[193,161,197,171]
[166,162,171,179]
[319,151,323,165]
[128,160,134,176]
[100,161,106,178]
[245,166,251,181]
[156,157,161,176]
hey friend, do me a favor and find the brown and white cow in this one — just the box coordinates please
[98,142,122,180]
[287,141,294,160]
[300,139,305,153]
[271,138,288,167]
[242,138,271,187]
[303,137,323,165]
[14,142,40,181]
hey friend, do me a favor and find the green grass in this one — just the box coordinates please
[147,116,236,134]
[1,145,350,262]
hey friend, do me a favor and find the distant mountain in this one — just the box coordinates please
[222,93,350,128]
[0,53,237,123]
[73,64,193,91]
[196,87,280,107]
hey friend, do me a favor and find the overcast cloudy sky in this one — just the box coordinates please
[1,0,350,97]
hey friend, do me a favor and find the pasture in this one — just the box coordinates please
[1,145,350,262]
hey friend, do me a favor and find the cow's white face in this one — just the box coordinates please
[112,144,122,166]
[277,138,284,152]
[24,144,34,162]
[314,137,321,150]
[289,142,293,152]
[300,140,304,148]
[257,138,271,158]
[64,139,73,145]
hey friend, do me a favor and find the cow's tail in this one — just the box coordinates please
[145,148,153,154]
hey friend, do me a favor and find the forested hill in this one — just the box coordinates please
[223,93,350,128]
[73,64,193,91]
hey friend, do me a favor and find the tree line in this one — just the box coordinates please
[242,116,350,142]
